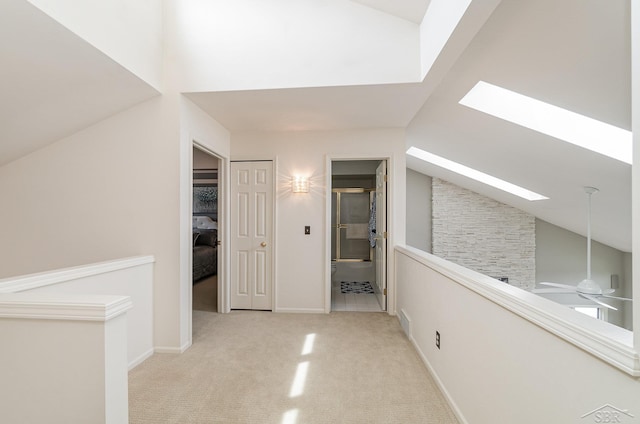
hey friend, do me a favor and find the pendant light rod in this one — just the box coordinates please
[584,186,598,281]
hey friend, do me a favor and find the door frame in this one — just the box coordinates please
[181,138,231,351]
[325,155,394,314]
[191,144,227,315]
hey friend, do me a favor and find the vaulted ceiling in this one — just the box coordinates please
[188,0,632,251]
[406,0,631,251]
[0,0,632,251]
[0,0,158,167]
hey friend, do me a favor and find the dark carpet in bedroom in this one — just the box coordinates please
[193,274,217,312]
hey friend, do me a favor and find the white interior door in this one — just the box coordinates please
[375,161,387,310]
[230,161,273,310]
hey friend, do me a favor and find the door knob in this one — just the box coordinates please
[261,242,267,247]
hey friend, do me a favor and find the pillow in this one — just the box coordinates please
[195,229,217,247]
[192,232,200,247]
[193,216,218,229]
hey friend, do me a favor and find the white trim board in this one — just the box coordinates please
[0,293,132,321]
[0,256,155,293]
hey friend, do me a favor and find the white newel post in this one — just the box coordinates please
[0,293,132,424]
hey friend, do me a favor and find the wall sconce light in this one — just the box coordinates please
[292,176,310,193]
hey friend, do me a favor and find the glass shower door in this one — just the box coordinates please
[332,190,372,261]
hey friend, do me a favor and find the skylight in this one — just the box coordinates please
[406,146,549,201]
[459,81,632,165]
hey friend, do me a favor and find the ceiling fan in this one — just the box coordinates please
[532,187,632,311]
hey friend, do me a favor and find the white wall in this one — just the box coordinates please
[0,4,235,354]
[623,252,633,330]
[0,310,127,424]
[416,0,501,101]
[632,0,640,350]
[0,93,232,355]
[536,219,631,329]
[231,128,406,313]
[0,256,152,421]
[419,0,471,78]
[396,247,640,424]
[193,147,218,170]
[179,96,231,344]
[2,257,156,369]
[536,219,626,286]
[406,168,432,252]
[173,0,420,91]
[0,291,131,424]
[0,95,184,350]
[27,0,163,90]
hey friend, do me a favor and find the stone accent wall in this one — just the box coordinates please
[432,178,536,289]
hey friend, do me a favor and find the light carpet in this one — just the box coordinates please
[129,310,458,424]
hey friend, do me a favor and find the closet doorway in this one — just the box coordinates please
[192,147,220,313]
[330,160,387,312]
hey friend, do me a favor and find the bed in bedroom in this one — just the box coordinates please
[193,216,218,282]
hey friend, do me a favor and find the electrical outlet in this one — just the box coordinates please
[304,226,310,235]
[436,331,441,350]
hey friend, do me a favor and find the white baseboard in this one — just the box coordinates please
[275,307,325,314]
[128,348,154,370]
[405,328,468,424]
[154,340,191,354]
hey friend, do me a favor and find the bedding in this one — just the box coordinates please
[193,228,217,282]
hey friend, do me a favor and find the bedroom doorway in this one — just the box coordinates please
[192,146,220,313]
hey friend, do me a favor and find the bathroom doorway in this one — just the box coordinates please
[330,160,387,312]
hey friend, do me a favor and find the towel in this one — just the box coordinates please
[346,223,369,239]
[368,196,376,247]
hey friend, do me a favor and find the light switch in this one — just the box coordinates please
[304,226,310,235]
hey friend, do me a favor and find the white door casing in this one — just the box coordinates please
[375,161,387,310]
[230,161,273,310]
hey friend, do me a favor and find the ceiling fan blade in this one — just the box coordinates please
[539,282,576,290]
[602,289,615,294]
[601,294,633,302]
[531,288,575,294]
[579,294,618,311]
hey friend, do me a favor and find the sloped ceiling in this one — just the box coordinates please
[0,0,158,166]
[406,0,631,251]
[0,0,631,252]
[189,0,632,252]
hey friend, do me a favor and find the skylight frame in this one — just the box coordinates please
[459,81,632,165]
[406,146,549,201]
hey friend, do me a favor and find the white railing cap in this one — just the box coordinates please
[0,293,132,321]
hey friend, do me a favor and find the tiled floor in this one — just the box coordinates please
[331,280,383,312]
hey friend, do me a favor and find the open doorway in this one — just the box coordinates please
[330,160,387,312]
[192,146,220,313]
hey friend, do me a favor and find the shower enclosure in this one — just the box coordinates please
[331,188,374,262]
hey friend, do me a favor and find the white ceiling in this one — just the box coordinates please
[349,0,431,23]
[187,0,632,252]
[186,82,429,132]
[0,0,632,251]
[406,0,631,251]
[0,0,158,166]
